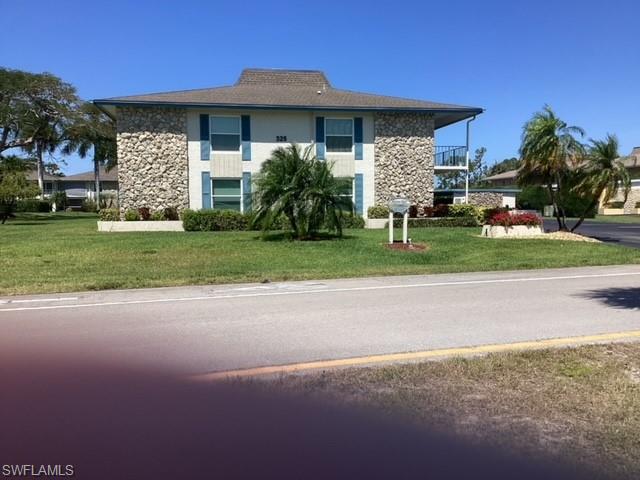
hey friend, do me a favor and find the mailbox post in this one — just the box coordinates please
[388,197,411,244]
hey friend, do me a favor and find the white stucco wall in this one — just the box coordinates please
[186,109,376,216]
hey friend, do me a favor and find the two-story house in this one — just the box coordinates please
[94,68,483,217]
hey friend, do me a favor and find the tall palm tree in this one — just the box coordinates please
[570,134,631,231]
[251,144,353,239]
[62,103,116,206]
[518,105,585,231]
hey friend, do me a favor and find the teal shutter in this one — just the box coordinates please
[315,116,325,160]
[241,115,251,161]
[201,172,211,209]
[354,117,363,160]
[242,172,252,212]
[200,114,210,161]
[355,173,363,215]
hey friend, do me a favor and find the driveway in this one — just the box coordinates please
[544,219,640,248]
[1,265,639,376]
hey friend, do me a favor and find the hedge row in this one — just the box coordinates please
[182,209,365,232]
[391,217,479,228]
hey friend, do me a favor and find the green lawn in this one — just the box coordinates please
[1,212,640,295]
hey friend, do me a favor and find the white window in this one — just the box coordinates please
[212,179,242,212]
[210,116,240,152]
[325,118,353,153]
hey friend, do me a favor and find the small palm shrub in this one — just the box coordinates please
[99,208,119,221]
[251,144,354,239]
[124,209,140,221]
[150,210,165,221]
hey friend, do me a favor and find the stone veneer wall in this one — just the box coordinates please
[468,192,504,208]
[374,112,435,211]
[623,188,640,214]
[116,106,189,215]
[605,185,640,213]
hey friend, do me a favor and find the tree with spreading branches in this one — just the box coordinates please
[62,103,116,206]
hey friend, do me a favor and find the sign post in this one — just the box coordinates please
[388,197,411,245]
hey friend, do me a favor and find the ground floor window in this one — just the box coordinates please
[337,178,354,211]
[212,179,242,211]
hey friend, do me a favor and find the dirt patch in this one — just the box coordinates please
[384,242,428,252]
[264,343,640,479]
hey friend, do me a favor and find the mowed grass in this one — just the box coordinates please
[1,212,640,295]
[268,343,640,479]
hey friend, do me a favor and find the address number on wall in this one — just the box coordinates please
[276,136,287,142]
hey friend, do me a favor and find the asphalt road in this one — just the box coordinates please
[544,219,640,248]
[1,265,639,376]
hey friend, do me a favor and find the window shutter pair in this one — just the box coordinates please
[200,114,251,161]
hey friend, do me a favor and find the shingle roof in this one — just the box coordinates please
[483,169,519,182]
[94,68,483,128]
[26,166,118,182]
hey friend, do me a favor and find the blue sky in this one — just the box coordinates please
[2,0,639,174]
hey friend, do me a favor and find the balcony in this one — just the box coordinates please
[434,146,467,171]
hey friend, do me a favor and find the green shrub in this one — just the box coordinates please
[99,208,120,221]
[605,201,624,209]
[391,217,478,228]
[448,204,484,223]
[367,205,390,219]
[124,209,140,221]
[50,191,68,210]
[182,209,249,231]
[338,213,365,229]
[517,186,548,211]
[150,210,165,221]
[81,199,98,213]
[16,199,50,212]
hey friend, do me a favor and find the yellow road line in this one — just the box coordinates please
[193,330,640,381]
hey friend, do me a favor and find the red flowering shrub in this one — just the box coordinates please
[424,204,449,218]
[137,207,151,221]
[489,212,541,227]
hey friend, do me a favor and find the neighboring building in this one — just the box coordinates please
[28,166,119,209]
[435,188,518,208]
[482,169,519,187]
[94,68,483,217]
[482,147,640,214]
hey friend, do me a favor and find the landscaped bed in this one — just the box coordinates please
[264,342,640,479]
[1,212,639,295]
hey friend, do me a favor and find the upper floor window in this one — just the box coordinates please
[325,118,353,153]
[210,116,240,152]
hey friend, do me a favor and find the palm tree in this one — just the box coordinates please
[251,144,353,239]
[518,105,585,231]
[570,134,631,231]
[62,103,116,206]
